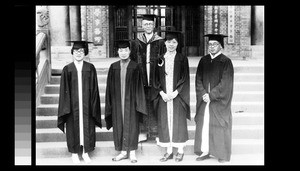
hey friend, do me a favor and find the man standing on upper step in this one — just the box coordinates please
[194,34,234,163]
[131,14,165,142]
[57,41,102,164]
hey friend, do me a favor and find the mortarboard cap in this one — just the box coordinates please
[115,40,131,49]
[67,40,93,49]
[165,30,182,41]
[204,34,228,48]
[142,14,156,21]
[67,40,92,55]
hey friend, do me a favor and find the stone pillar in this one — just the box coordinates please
[69,6,82,41]
[48,6,71,46]
[240,6,252,59]
[251,6,264,45]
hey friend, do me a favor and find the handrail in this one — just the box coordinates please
[36,30,51,106]
[36,32,46,58]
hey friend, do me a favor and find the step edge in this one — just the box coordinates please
[36,125,264,134]
[36,138,264,148]
[37,102,265,108]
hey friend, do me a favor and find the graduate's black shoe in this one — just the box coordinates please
[112,154,128,161]
[196,154,211,161]
[218,159,228,163]
[159,153,173,162]
[175,153,184,162]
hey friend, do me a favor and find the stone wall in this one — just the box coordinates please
[42,5,255,61]
[204,6,252,59]
[81,6,109,60]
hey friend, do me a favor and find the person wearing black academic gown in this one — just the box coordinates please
[152,31,190,162]
[194,34,234,163]
[105,40,147,163]
[57,41,102,164]
[130,14,165,141]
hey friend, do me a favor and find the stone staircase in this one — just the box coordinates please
[36,57,264,165]
[251,45,264,60]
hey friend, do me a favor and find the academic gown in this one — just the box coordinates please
[131,33,165,87]
[105,60,147,151]
[57,61,102,153]
[194,53,234,161]
[152,53,190,143]
[131,33,165,138]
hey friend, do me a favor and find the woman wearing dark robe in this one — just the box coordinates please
[194,34,234,163]
[152,31,190,162]
[57,41,102,164]
[105,40,147,163]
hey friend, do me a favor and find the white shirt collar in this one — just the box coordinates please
[209,51,222,59]
[120,58,131,65]
[145,32,154,42]
[165,51,176,57]
[74,60,83,70]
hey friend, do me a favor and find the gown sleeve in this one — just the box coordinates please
[90,65,102,128]
[152,57,163,93]
[209,58,234,102]
[209,57,234,127]
[135,65,148,116]
[195,58,207,100]
[175,55,190,119]
[158,39,166,56]
[151,57,163,114]
[195,58,207,122]
[57,66,71,133]
[130,40,138,63]
[104,65,113,130]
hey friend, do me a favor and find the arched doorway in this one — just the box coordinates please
[109,5,204,57]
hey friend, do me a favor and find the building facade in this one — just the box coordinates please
[36,5,264,63]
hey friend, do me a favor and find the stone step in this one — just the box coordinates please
[44,81,264,94]
[233,82,264,91]
[36,101,264,116]
[232,91,264,102]
[37,152,264,166]
[36,112,264,129]
[92,65,264,76]
[36,102,264,116]
[40,91,264,105]
[51,59,264,75]
[36,125,264,142]
[49,73,264,85]
[251,45,264,56]
[251,51,264,56]
[36,139,264,159]
[36,153,264,165]
[232,65,263,74]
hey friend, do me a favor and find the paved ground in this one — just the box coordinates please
[35,153,264,166]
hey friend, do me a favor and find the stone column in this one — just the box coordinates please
[48,6,71,46]
[69,6,82,41]
[251,6,264,45]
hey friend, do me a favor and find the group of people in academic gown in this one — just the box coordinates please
[57,13,234,164]
[57,39,147,164]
